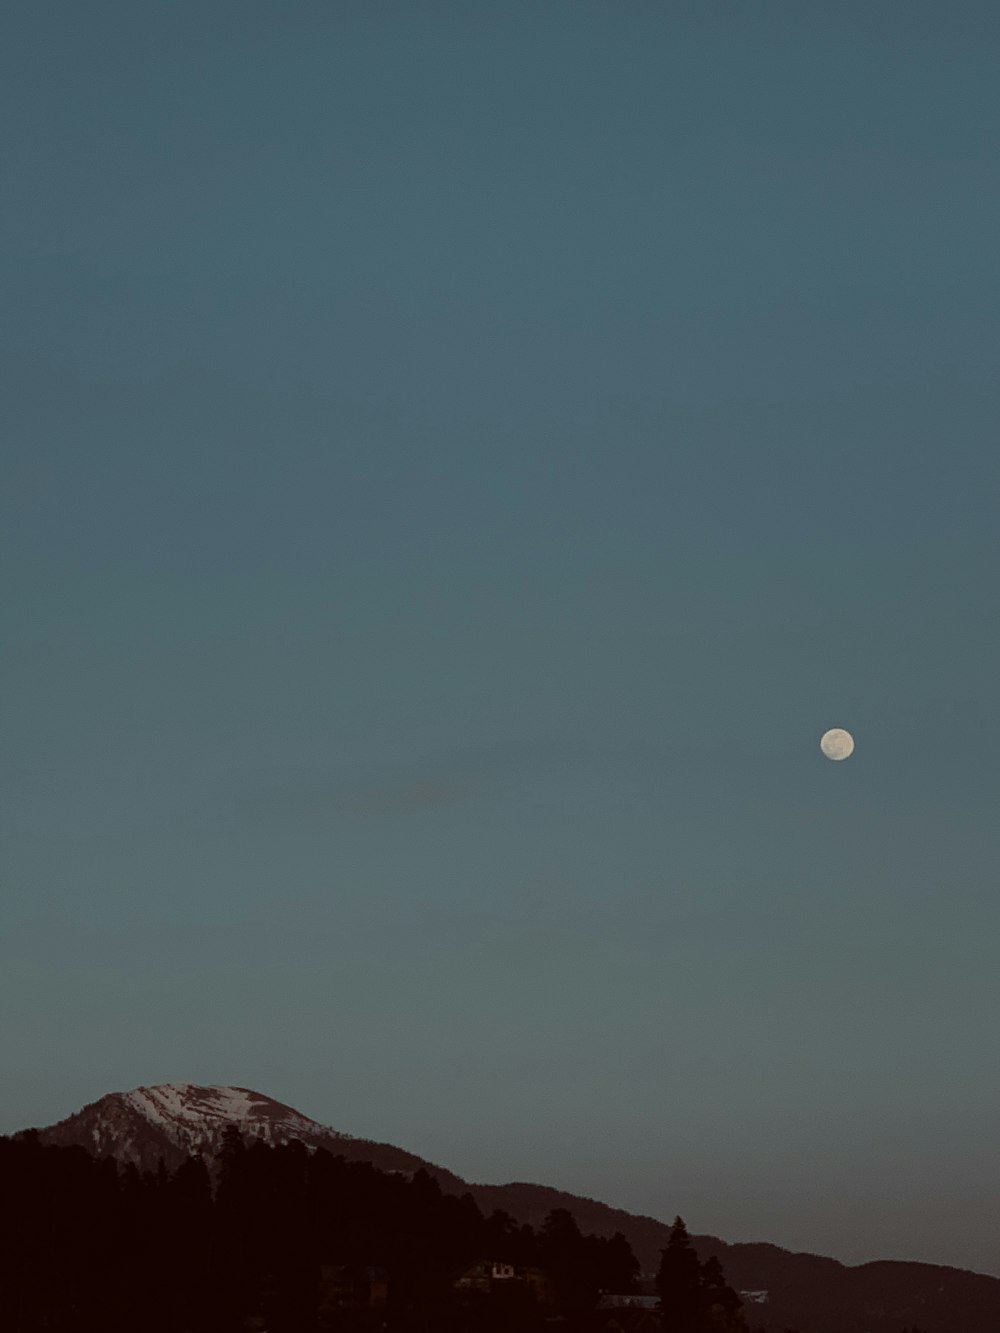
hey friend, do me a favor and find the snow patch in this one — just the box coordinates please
[117,1084,339,1151]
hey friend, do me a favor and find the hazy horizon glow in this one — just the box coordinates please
[3,0,999,1277]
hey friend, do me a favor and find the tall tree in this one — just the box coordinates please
[656,1216,704,1333]
[541,1207,599,1312]
[700,1254,744,1329]
[600,1230,642,1294]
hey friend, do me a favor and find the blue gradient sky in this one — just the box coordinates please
[3,0,999,1274]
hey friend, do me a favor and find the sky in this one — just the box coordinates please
[2,0,999,1277]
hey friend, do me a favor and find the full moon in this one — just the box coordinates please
[820,727,855,761]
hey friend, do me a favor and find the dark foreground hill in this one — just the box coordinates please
[2,1129,645,1332]
[23,1082,1000,1333]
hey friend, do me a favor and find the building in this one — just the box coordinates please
[454,1259,518,1291]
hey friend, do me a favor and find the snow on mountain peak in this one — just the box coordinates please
[125,1084,300,1130]
[31,1082,355,1173]
[118,1082,332,1144]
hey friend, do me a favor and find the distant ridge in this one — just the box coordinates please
[22,1083,1000,1333]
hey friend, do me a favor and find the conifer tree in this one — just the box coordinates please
[700,1254,744,1329]
[656,1216,704,1333]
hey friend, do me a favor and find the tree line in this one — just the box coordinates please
[0,1126,648,1331]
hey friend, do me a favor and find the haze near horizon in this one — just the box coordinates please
[3,0,998,1278]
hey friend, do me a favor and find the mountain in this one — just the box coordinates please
[24,1083,1000,1333]
[33,1082,467,1189]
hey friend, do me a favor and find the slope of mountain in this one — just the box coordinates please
[472,1179,673,1269]
[24,1083,1000,1333]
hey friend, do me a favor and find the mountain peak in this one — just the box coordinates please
[32,1082,346,1173]
[30,1083,466,1189]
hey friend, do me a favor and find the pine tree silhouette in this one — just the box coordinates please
[657,1216,704,1332]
